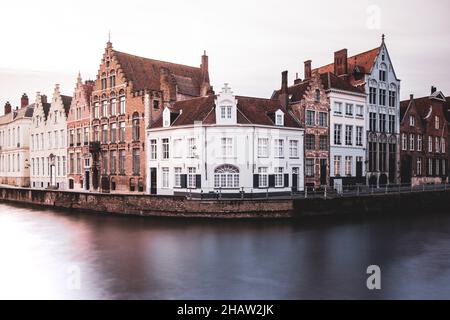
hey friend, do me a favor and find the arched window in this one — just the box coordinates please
[214,165,240,189]
[119,90,126,114]
[109,70,116,88]
[101,73,107,90]
[379,63,387,82]
[132,112,140,141]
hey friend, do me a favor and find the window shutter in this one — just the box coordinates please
[196,174,202,189]
[253,174,259,188]
[284,174,289,188]
[268,175,275,188]
[181,174,187,189]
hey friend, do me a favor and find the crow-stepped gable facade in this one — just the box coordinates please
[90,41,212,193]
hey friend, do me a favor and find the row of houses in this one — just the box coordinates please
[0,35,449,196]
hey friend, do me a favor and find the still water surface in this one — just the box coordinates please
[0,202,449,299]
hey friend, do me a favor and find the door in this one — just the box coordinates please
[356,160,363,178]
[292,167,299,192]
[150,168,157,195]
[85,171,90,190]
[320,159,327,185]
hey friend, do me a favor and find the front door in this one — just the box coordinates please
[85,171,90,190]
[292,167,299,192]
[320,159,327,186]
[150,168,157,195]
[356,160,363,178]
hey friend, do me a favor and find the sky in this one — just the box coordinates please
[0,0,449,112]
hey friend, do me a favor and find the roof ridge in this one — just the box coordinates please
[114,50,201,71]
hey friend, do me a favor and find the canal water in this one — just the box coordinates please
[0,202,450,300]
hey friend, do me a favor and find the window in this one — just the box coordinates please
[110,123,117,143]
[162,138,170,159]
[132,113,140,141]
[319,135,328,150]
[132,149,140,175]
[409,134,415,151]
[369,87,377,104]
[379,143,387,172]
[356,105,364,117]
[150,140,157,160]
[334,156,341,176]
[214,165,239,189]
[436,159,440,176]
[69,153,75,174]
[110,98,117,116]
[93,102,99,119]
[101,74,107,90]
[305,159,314,177]
[153,100,160,110]
[258,138,269,157]
[345,104,353,116]
[220,106,232,119]
[258,167,268,188]
[83,127,89,145]
[379,89,386,106]
[174,168,182,188]
[334,125,342,145]
[306,110,315,126]
[315,89,320,102]
[162,168,169,188]
[274,139,284,157]
[356,126,363,146]
[435,137,440,154]
[173,139,182,158]
[110,71,116,88]
[409,115,415,127]
[101,151,108,175]
[345,156,352,176]
[102,125,108,144]
[417,135,423,151]
[102,100,107,117]
[221,138,233,157]
[188,167,196,189]
[435,116,440,130]
[369,113,377,131]
[110,151,116,174]
[188,138,196,158]
[274,167,284,187]
[379,114,386,133]
[345,125,353,146]
[76,153,81,174]
[389,90,396,107]
[388,115,395,133]
[441,138,446,153]
[227,106,232,119]
[69,130,74,146]
[428,136,433,153]
[119,95,126,114]
[417,158,422,176]
[76,128,82,145]
[119,150,125,174]
[119,122,125,142]
[428,158,433,176]
[319,112,327,127]
[334,102,342,115]
[62,156,66,176]
[276,114,283,126]
[289,140,299,158]
[305,135,315,150]
[402,134,407,151]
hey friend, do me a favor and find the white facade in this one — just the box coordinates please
[30,85,70,190]
[329,89,367,189]
[0,104,34,187]
[146,85,304,196]
[365,41,401,185]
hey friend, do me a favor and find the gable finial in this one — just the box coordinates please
[382,34,385,43]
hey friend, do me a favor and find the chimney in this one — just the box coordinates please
[41,95,48,104]
[4,102,12,115]
[279,71,289,109]
[410,94,414,100]
[21,93,29,108]
[334,49,348,77]
[200,50,211,96]
[431,86,437,94]
[304,60,312,80]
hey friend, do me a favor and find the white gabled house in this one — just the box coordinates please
[146,84,305,197]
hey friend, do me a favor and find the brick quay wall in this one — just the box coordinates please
[0,187,448,219]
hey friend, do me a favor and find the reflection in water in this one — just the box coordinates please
[0,202,450,299]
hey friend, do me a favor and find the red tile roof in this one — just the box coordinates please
[152,95,301,128]
[114,50,203,96]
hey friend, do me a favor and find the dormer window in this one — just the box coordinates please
[216,83,237,125]
[409,115,415,127]
[220,106,232,119]
[275,109,285,126]
[163,107,171,128]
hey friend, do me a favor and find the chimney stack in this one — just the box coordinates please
[41,95,48,104]
[304,60,312,80]
[281,71,288,94]
[200,51,211,96]
[431,86,437,94]
[334,49,348,77]
[410,94,414,100]
[21,93,29,108]
[4,102,12,115]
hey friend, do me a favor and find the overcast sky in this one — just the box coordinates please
[1,0,449,111]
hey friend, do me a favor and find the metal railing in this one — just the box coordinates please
[183,183,450,201]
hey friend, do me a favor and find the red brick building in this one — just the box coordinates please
[400,88,448,185]
[66,73,94,191]
[90,41,212,193]
[272,70,330,189]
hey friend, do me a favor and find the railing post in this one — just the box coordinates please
[219,187,222,200]
[324,186,327,200]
